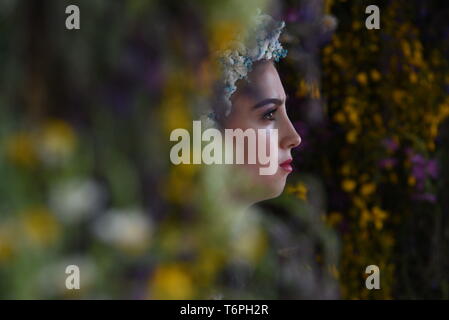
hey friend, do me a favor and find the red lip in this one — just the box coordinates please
[279,159,293,173]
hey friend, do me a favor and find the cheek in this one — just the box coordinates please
[240,129,280,174]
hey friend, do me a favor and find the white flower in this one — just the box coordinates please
[92,208,152,250]
[49,178,104,224]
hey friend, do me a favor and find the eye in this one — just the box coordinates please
[263,108,277,121]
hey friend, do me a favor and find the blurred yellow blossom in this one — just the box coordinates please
[359,206,388,230]
[370,69,382,81]
[166,163,197,204]
[6,132,38,168]
[409,72,418,83]
[346,129,358,143]
[408,175,416,186]
[360,183,376,197]
[333,111,346,123]
[392,90,406,104]
[209,20,243,53]
[162,90,191,134]
[21,207,60,247]
[326,211,343,227]
[286,182,308,201]
[150,263,195,299]
[38,119,77,165]
[359,209,371,229]
[342,179,356,192]
[372,206,388,230]
[356,72,368,86]
[192,247,227,286]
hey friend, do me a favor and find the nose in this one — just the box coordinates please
[279,117,301,150]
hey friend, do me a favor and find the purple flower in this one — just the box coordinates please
[411,163,426,181]
[411,154,426,166]
[285,8,300,23]
[407,151,439,194]
[412,193,437,203]
[426,159,439,179]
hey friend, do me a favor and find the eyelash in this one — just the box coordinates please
[263,108,278,121]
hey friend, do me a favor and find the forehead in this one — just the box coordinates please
[234,61,285,101]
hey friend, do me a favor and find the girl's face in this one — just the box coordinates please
[222,60,301,203]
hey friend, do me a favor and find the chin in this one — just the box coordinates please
[252,174,287,202]
[233,164,288,204]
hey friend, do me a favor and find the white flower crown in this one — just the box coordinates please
[209,11,288,122]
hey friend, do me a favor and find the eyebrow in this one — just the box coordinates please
[252,97,285,109]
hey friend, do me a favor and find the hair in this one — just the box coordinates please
[212,59,276,127]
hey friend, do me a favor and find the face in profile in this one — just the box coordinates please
[221,60,301,204]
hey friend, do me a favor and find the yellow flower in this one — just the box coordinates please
[356,73,368,86]
[409,72,418,83]
[346,129,358,143]
[347,109,359,125]
[392,90,406,104]
[296,81,320,99]
[39,119,77,165]
[324,0,334,14]
[162,93,191,134]
[401,40,411,58]
[332,54,345,67]
[326,212,343,227]
[372,206,388,230]
[150,263,195,299]
[370,69,382,81]
[359,209,371,229]
[352,20,361,31]
[333,111,346,123]
[323,45,333,56]
[22,207,60,247]
[373,113,383,127]
[287,182,308,201]
[6,132,38,168]
[165,164,197,204]
[209,20,242,53]
[353,196,366,210]
[360,183,376,196]
[296,80,309,98]
[342,179,356,192]
[193,248,226,286]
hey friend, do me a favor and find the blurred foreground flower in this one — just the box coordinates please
[49,178,105,224]
[5,132,38,168]
[21,207,61,247]
[149,263,195,299]
[92,208,152,253]
[5,119,77,168]
[0,222,15,263]
[37,119,77,166]
[286,182,308,201]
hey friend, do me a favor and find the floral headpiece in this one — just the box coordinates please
[210,11,288,121]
